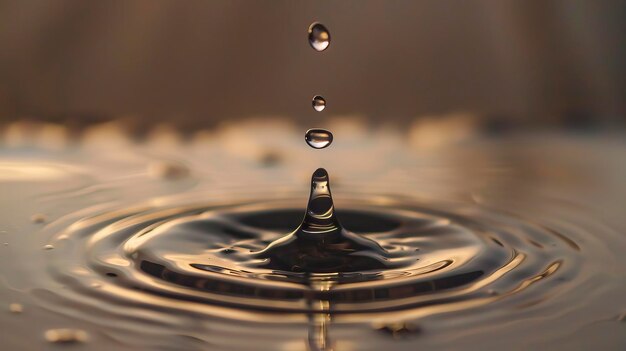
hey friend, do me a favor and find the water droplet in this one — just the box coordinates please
[31,213,47,224]
[259,150,282,167]
[373,321,422,339]
[308,23,330,52]
[305,129,333,149]
[44,328,89,344]
[3,242,7,246]
[43,244,54,250]
[148,160,190,180]
[9,303,23,314]
[312,96,326,112]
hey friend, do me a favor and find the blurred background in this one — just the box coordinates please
[0,0,624,133]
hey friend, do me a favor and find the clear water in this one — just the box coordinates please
[308,23,330,52]
[305,129,334,149]
[312,96,326,112]
[1,124,626,350]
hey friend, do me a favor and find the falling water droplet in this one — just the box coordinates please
[312,96,326,112]
[308,23,330,52]
[9,303,23,314]
[31,213,47,224]
[44,329,89,344]
[305,129,333,149]
[43,244,54,250]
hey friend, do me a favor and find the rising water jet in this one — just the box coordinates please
[254,168,399,273]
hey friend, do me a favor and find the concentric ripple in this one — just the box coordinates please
[44,195,584,317]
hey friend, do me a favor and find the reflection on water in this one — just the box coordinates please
[0,120,626,350]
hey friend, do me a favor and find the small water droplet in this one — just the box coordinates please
[43,244,54,250]
[148,160,190,180]
[259,150,283,167]
[3,242,8,246]
[9,303,23,314]
[44,328,89,344]
[312,95,326,112]
[31,213,47,224]
[308,23,330,52]
[305,129,333,149]
[372,321,422,339]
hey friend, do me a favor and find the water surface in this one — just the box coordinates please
[1,122,625,350]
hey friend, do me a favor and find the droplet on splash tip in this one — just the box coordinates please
[44,328,89,344]
[9,303,23,314]
[305,129,333,149]
[308,22,330,52]
[312,95,326,112]
[43,244,54,250]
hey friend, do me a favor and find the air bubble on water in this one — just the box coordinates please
[312,96,326,112]
[308,22,330,52]
[31,213,47,224]
[43,244,54,250]
[44,328,89,344]
[148,160,190,180]
[305,129,333,149]
[9,303,23,314]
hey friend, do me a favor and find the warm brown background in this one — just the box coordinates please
[0,0,624,129]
